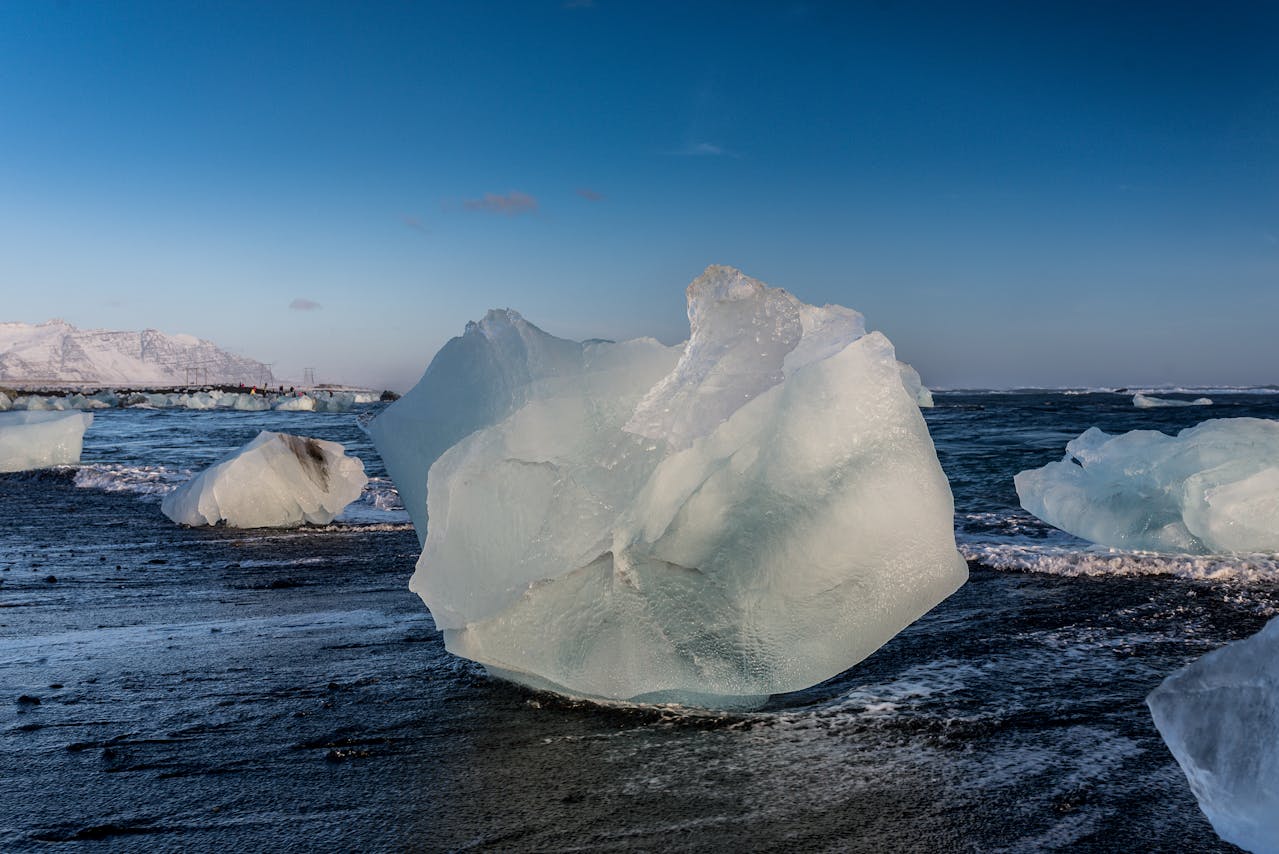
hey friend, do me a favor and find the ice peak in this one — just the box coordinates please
[627,265,866,448]
[466,308,527,337]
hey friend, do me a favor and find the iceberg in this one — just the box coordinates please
[1148,616,1279,854]
[1134,392,1212,408]
[0,391,10,411]
[372,265,967,708]
[1015,418,1279,554]
[0,410,94,473]
[161,431,368,528]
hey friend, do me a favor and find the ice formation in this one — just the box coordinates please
[1134,392,1212,408]
[0,391,10,411]
[1015,418,1279,554]
[161,431,368,527]
[1148,616,1279,854]
[0,410,94,473]
[372,265,967,708]
[898,362,934,407]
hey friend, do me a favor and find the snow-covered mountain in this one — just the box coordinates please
[0,319,275,387]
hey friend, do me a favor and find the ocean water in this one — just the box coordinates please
[2,392,1278,851]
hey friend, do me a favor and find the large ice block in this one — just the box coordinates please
[1148,616,1279,854]
[161,431,368,528]
[1015,419,1279,554]
[372,265,967,708]
[0,410,94,472]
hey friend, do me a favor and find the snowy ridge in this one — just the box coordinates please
[0,319,273,386]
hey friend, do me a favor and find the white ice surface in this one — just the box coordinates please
[0,410,94,472]
[1148,616,1279,854]
[1015,418,1279,554]
[372,265,966,707]
[161,430,368,528]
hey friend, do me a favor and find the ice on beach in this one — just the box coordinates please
[372,264,967,708]
[1134,392,1213,409]
[0,410,94,473]
[274,394,317,411]
[1015,418,1279,554]
[161,430,368,527]
[1148,616,1279,854]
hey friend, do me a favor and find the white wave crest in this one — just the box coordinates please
[962,541,1279,584]
[73,463,191,497]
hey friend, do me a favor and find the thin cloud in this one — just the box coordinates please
[669,141,738,158]
[575,188,605,202]
[463,191,539,216]
[402,214,429,236]
[289,298,322,311]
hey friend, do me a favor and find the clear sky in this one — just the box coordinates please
[1,1,1276,390]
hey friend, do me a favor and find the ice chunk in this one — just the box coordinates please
[274,394,316,411]
[0,410,94,472]
[1015,418,1279,554]
[0,391,10,411]
[1134,392,1212,408]
[897,361,934,408]
[161,431,368,528]
[1148,616,1279,854]
[373,265,966,708]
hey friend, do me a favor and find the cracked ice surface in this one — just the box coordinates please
[372,265,966,708]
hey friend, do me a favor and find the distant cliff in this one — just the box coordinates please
[0,319,274,386]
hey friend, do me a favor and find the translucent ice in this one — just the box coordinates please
[372,265,967,708]
[898,361,935,408]
[0,410,94,473]
[1148,616,1279,854]
[274,394,317,412]
[1134,392,1212,408]
[161,431,368,527]
[1015,418,1279,554]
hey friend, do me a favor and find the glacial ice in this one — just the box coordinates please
[1134,392,1212,408]
[0,410,94,473]
[161,430,368,527]
[1015,418,1279,554]
[898,361,935,408]
[1148,616,1279,854]
[274,394,317,411]
[0,391,10,411]
[372,264,967,708]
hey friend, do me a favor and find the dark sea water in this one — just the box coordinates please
[3,392,1278,851]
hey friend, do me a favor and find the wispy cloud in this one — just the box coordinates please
[575,187,605,202]
[463,190,539,216]
[289,298,322,311]
[669,141,737,158]
[402,214,429,236]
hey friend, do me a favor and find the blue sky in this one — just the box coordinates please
[1,1,1275,390]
